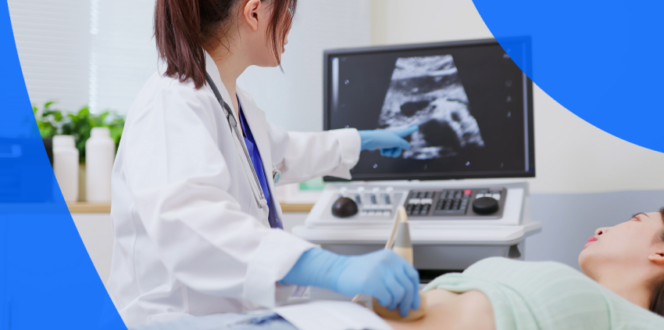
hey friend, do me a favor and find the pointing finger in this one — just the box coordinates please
[393,125,419,138]
[396,138,411,150]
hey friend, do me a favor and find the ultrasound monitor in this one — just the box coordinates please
[323,38,535,181]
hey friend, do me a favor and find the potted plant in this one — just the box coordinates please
[32,102,125,200]
[60,106,125,163]
[33,102,125,163]
[33,101,65,165]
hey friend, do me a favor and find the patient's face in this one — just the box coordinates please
[579,211,664,278]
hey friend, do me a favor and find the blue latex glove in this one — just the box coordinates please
[280,248,420,317]
[358,125,419,158]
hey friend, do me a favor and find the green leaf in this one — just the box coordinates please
[53,111,63,122]
[109,126,123,144]
[29,102,125,162]
[78,106,90,116]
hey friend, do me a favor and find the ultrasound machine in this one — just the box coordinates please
[292,38,541,280]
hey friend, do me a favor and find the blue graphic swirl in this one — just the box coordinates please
[474,0,664,153]
[0,1,126,328]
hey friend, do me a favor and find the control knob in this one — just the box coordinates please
[472,197,499,215]
[331,197,359,218]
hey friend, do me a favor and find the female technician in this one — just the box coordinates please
[106,0,420,326]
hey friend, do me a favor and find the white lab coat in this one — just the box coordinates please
[106,53,361,327]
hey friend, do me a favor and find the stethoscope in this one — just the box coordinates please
[206,73,268,209]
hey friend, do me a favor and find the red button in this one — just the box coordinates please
[464,189,472,195]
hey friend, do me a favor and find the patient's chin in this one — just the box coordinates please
[578,250,607,280]
[577,250,593,274]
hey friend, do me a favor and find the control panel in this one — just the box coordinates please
[324,186,507,221]
[405,188,506,218]
[337,187,401,218]
[296,181,538,271]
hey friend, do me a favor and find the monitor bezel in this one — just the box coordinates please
[323,38,535,182]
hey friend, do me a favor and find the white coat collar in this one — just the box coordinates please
[202,51,270,180]
[204,52,236,115]
[204,52,283,222]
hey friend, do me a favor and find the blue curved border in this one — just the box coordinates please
[474,0,664,153]
[0,1,125,328]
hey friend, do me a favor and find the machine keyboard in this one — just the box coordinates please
[404,188,505,217]
[433,189,471,216]
[329,187,506,220]
[351,191,394,218]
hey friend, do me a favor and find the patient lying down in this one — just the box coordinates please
[133,210,664,330]
[387,208,664,330]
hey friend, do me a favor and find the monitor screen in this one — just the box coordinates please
[323,38,535,181]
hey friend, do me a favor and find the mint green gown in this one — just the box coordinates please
[424,257,664,329]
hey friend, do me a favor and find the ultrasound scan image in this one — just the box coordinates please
[379,55,485,159]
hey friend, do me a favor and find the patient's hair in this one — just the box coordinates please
[649,207,664,316]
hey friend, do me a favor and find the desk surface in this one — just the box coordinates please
[66,202,315,213]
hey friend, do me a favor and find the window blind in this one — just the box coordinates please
[8,0,91,112]
[10,0,372,133]
[9,0,158,114]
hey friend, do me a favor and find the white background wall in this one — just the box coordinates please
[11,0,664,194]
[370,0,664,194]
[238,0,372,132]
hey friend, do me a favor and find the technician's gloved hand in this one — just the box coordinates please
[358,125,419,158]
[280,248,421,317]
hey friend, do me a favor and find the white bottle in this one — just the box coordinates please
[52,135,79,202]
[86,127,115,203]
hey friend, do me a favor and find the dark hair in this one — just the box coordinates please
[649,207,664,316]
[154,0,297,89]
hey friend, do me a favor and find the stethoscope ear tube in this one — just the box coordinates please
[205,74,268,209]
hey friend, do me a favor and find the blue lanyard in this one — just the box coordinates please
[237,101,283,229]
